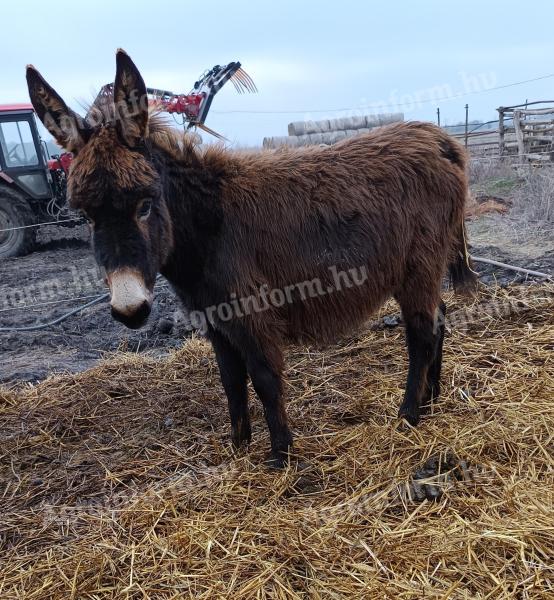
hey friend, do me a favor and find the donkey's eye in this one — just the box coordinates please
[137,200,152,220]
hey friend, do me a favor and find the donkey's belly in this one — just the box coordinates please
[281,275,392,344]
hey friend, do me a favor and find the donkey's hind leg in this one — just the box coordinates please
[395,290,443,426]
[423,299,447,409]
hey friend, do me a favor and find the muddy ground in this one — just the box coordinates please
[0,216,552,384]
[0,226,189,383]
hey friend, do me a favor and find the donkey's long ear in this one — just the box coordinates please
[26,66,90,153]
[113,49,148,147]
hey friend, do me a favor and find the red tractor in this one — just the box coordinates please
[0,62,255,258]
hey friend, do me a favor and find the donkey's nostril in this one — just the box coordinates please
[111,300,151,330]
[108,268,152,317]
[107,268,153,329]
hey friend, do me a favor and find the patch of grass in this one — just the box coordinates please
[469,157,522,199]
[477,175,520,197]
[512,166,554,224]
[469,156,553,227]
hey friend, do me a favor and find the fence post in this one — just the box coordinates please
[464,104,469,148]
[436,107,440,127]
[498,107,505,157]
[513,110,526,160]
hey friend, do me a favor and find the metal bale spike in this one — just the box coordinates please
[235,70,253,91]
[237,68,257,92]
[230,77,245,94]
[198,122,228,141]
[235,75,254,92]
[231,69,256,94]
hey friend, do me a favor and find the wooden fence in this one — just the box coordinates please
[498,101,554,162]
[446,100,554,162]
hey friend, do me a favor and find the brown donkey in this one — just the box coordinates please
[27,51,477,466]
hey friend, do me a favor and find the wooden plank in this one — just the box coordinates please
[513,110,526,159]
[503,100,554,110]
[520,119,554,127]
[517,107,554,116]
[466,142,501,148]
[524,135,554,143]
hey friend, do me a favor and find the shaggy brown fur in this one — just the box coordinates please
[27,51,477,466]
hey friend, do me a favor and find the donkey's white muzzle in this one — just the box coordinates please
[107,268,153,329]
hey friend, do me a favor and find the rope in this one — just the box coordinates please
[471,256,552,280]
[0,218,82,234]
[0,293,109,332]
[0,293,106,314]
[0,284,171,315]
[0,278,168,332]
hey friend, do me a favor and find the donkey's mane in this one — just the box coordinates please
[147,112,201,159]
[84,90,204,162]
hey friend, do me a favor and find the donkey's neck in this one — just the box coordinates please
[152,142,224,295]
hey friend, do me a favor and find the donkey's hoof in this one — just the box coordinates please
[231,433,252,450]
[265,451,291,469]
[398,406,420,426]
[231,421,252,450]
[419,400,434,415]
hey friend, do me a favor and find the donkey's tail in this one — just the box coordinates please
[449,222,478,295]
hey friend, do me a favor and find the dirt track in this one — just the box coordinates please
[0,219,552,384]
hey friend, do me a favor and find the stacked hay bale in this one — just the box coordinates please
[263,112,403,148]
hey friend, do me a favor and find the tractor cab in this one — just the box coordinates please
[0,104,73,258]
[0,104,52,199]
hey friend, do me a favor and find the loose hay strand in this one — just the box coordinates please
[0,283,553,599]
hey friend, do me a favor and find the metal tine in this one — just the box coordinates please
[232,74,253,95]
[198,122,228,141]
[230,76,245,94]
[242,69,258,91]
[231,74,249,94]
[237,68,258,92]
[231,69,248,83]
[231,74,244,94]
[233,70,254,92]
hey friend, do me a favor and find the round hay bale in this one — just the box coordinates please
[326,130,347,144]
[366,112,404,128]
[263,136,301,149]
[308,132,324,145]
[328,117,350,132]
[288,119,332,136]
[349,115,367,130]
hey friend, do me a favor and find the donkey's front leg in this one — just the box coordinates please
[209,329,252,449]
[245,345,293,468]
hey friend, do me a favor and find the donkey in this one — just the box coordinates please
[27,51,477,466]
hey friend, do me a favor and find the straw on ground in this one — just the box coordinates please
[1,283,553,599]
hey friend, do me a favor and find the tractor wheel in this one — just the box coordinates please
[0,187,36,259]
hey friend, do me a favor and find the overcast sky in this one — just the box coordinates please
[2,0,554,146]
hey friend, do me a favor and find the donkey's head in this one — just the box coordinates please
[27,51,173,329]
